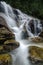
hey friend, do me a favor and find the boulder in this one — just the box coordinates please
[28,46,43,63]
[0,54,12,65]
[0,39,19,53]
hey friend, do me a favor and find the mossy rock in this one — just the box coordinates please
[0,54,12,65]
[31,36,43,43]
[0,27,15,40]
[0,40,19,54]
[29,46,43,63]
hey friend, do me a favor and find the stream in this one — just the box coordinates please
[0,1,43,65]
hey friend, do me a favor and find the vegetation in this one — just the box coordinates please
[1,0,43,19]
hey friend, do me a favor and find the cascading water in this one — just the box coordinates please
[0,1,43,65]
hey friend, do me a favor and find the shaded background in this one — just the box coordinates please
[0,0,43,19]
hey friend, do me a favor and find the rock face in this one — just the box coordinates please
[28,46,43,63]
[0,16,19,53]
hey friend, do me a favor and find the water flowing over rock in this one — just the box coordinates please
[0,1,43,37]
[0,1,43,65]
[0,17,19,53]
[0,7,19,65]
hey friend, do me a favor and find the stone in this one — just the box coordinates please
[31,36,43,43]
[28,46,43,63]
[0,54,12,65]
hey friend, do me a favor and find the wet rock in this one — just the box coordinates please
[0,2,5,13]
[0,16,12,31]
[0,40,19,53]
[0,54,12,65]
[21,22,29,39]
[40,20,43,27]
[28,46,43,63]
[39,31,43,38]
[28,19,35,34]
[21,30,29,39]
[31,36,43,43]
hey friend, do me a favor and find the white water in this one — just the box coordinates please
[0,1,43,65]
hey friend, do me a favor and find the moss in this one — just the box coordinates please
[0,54,12,65]
[29,46,43,63]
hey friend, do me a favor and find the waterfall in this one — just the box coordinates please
[0,1,43,65]
[0,1,42,36]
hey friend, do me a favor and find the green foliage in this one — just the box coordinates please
[1,0,43,19]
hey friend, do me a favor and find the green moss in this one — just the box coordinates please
[29,46,43,62]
